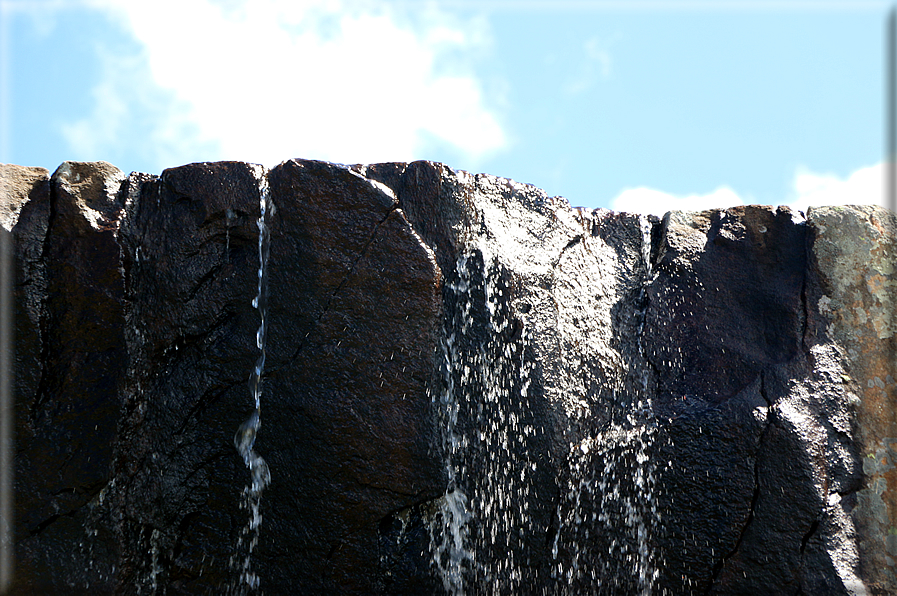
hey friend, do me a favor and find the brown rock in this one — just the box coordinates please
[809,205,897,595]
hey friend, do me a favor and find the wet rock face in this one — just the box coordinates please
[646,207,809,406]
[1,159,893,595]
[648,206,867,595]
[4,162,127,593]
[4,160,445,595]
[261,160,444,593]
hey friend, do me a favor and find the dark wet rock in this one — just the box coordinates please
[4,161,128,595]
[646,206,809,406]
[112,161,271,594]
[260,160,444,593]
[0,163,50,464]
[2,160,893,595]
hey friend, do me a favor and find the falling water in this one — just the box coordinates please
[430,253,476,595]
[429,247,541,595]
[549,215,661,594]
[430,213,661,594]
[230,167,274,593]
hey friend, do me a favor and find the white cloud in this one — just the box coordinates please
[66,0,506,169]
[61,47,217,169]
[610,163,888,217]
[610,185,743,216]
[784,163,886,212]
[564,34,616,95]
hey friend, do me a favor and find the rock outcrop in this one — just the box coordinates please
[0,159,893,595]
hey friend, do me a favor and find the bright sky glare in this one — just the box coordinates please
[0,0,891,213]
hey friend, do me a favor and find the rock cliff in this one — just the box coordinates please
[1,159,894,595]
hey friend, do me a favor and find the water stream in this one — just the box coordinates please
[230,167,274,593]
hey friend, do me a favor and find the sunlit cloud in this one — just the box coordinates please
[610,185,744,216]
[610,162,888,217]
[784,162,885,212]
[62,0,506,170]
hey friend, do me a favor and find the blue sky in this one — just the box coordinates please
[0,0,891,212]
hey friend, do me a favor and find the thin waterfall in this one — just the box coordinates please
[230,166,274,593]
[631,213,659,595]
[430,252,476,595]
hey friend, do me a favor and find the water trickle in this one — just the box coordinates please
[612,213,660,594]
[639,214,655,280]
[225,207,236,255]
[230,167,274,594]
[591,214,660,595]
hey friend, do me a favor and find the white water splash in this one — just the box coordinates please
[426,182,663,594]
[430,253,476,595]
[429,247,540,594]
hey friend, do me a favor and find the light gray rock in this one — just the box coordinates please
[809,205,897,596]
